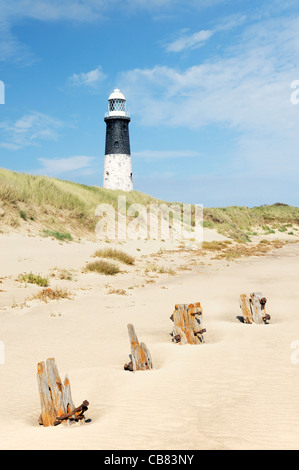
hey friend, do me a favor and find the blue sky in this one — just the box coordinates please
[1,0,299,207]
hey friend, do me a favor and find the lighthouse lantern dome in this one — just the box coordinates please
[108,89,127,117]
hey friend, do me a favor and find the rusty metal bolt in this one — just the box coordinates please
[194,329,206,336]
[124,361,134,371]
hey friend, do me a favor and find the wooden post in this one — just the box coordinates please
[37,358,89,427]
[170,302,206,345]
[46,358,67,425]
[239,293,270,324]
[239,294,253,324]
[63,375,77,425]
[124,324,153,371]
[37,361,57,427]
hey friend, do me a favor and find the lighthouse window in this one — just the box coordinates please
[114,141,119,148]
[109,99,126,112]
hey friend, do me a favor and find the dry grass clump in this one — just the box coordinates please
[201,240,233,250]
[93,248,135,265]
[107,288,127,295]
[84,260,120,275]
[17,272,49,287]
[32,287,72,302]
[50,268,73,280]
[145,263,175,275]
[202,239,286,261]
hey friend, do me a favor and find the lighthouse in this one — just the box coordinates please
[103,89,133,191]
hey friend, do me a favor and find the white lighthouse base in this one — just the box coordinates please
[103,154,133,191]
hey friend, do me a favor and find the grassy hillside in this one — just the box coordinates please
[0,168,298,241]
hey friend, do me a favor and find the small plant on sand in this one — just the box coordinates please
[145,263,175,275]
[84,260,120,275]
[51,268,73,280]
[19,210,27,221]
[201,240,233,251]
[32,287,72,302]
[107,288,127,295]
[42,230,73,242]
[93,248,135,265]
[17,272,49,287]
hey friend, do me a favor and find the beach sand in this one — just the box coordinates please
[0,230,298,450]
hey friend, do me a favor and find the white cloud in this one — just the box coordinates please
[165,30,214,53]
[37,156,96,175]
[163,14,246,53]
[0,111,64,148]
[119,14,299,182]
[0,0,228,62]
[68,66,107,89]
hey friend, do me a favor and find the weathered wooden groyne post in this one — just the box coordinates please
[170,302,206,345]
[239,292,270,324]
[124,324,153,371]
[37,358,89,426]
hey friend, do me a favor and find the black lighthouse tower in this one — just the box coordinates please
[103,89,133,191]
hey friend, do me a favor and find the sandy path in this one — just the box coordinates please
[0,234,298,449]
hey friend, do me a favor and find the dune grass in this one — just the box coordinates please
[1,168,299,241]
[42,230,73,241]
[84,260,120,275]
[93,247,135,265]
[17,272,49,287]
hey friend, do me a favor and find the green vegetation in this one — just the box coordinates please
[84,260,120,275]
[93,247,135,265]
[17,272,49,287]
[1,168,299,241]
[19,210,27,221]
[202,204,299,240]
[42,230,73,241]
[0,168,160,236]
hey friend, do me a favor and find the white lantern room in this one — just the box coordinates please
[107,89,128,117]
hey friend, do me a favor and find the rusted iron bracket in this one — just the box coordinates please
[54,400,89,426]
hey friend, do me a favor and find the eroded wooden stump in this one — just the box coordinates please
[37,357,89,427]
[124,324,153,371]
[239,292,270,324]
[170,302,206,345]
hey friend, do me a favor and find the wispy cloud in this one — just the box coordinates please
[165,29,214,53]
[37,155,96,176]
[0,0,229,63]
[0,111,64,149]
[67,66,107,90]
[120,13,299,182]
[163,14,246,53]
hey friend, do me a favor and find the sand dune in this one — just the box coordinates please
[0,231,299,450]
